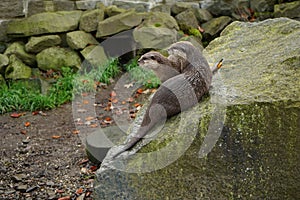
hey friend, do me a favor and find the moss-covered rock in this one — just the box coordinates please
[0,54,9,74]
[96,10,144,38]
[140,12,179,30]
[80,45,108,68]
[25,35,62,53]
[104,5,126,17]
[7,11,82,37]
[67,31,98,50]
[4,42,36,66]
[5,55,32,79]
[36,47,81,71]
[133,27,177,49]
[79,9,105,32]
[274,1,300,19]
[201,16,232,41]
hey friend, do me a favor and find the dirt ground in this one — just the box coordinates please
[0,79,151,200]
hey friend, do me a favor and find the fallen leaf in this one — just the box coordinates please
[151,89,157,93]
[72,130,80,134]
[10,113,22,118]
[127,97,134,103]
[121,101,126,105]
[90,166,98,171]
[105,117,111,121]
[83,100,89,104]
[124,83,134,88]
[142,89,151,94]
[32,111,39,115]
[90,124,98,128]
[78,159,89,165]
[56,189,64,193]
[24,122,31,127]
[77,109,87,113]
[134,103,141,108]
[137,88,144,94]
[52,135,61,139]
[20,130,27,135]
[85,116,95,121]
[81,93,88,97]
[38,111,47,116]
[110,91,117,97]
[86,191,92,197]
[111,98,118,103]
[58,196,70,200]
[76,188,83,195]
[130,113,136,118]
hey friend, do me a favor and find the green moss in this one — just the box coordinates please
[188,28,202,38]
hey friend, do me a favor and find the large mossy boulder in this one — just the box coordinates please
[141,12,179,30]
[36,47,81,71]
[6,11,82,37]
[274,1,300,19]
[202,16,232,41]
[79,9,105,32]
[96,10,144,38]
[25,35,62,53]
[175,10,199,33]
[0,54,9,74]
[4,42,36,66]
[95,18,300,199]
[80,45,108,68]
[133,27,178,49]
[67,31,98,50]
[5,55,32,79]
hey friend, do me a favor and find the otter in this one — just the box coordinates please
[138,51,181,83]
[110,41,223,159]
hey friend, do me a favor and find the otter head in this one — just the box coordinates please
[138,51,168,70]
[167,41,194,60]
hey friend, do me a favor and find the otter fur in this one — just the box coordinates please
[111,41,222,159]
[138,51,181,83]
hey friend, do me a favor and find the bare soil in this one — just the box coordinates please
[0,79,151,200]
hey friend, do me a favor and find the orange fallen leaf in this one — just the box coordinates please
[151,89,157,93]
[105,117,112,121]
[10,113,22,118]
[78,159,89,165]
[58,196,70,200]
[130,113,136,118]
[72,130,80,134]
[83,100,89,104]
[32,111,39,115]
[90,124,98,128]
[137,88,143,94]
[56,189,64,193]
[121,101,126,105]
[24,122,31,127]
[52,135,61,139]
[85,116,94,121]
[134,103,141,108]
[20,130,27,135]
[76,188,83,195]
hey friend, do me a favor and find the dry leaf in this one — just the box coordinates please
[52,135,61,139]
[90,166,98,171]
[58,196,70,200]
[124,83,134,88]
[76,188,83,195]
[110,91,117,97]
[20,130,27,135]
[24,122,31,127]
[127,97,134,103]
[85,116,94,121]
[72,130,80,134]
[137,88,144,94]
[83,100,89,104]
[10,113,22,118]
[90,124,98,128]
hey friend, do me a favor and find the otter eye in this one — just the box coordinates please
[150,55,155,60]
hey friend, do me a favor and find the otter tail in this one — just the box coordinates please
[211,59,223,75]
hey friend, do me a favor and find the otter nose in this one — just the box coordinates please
[138,57,144,64]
